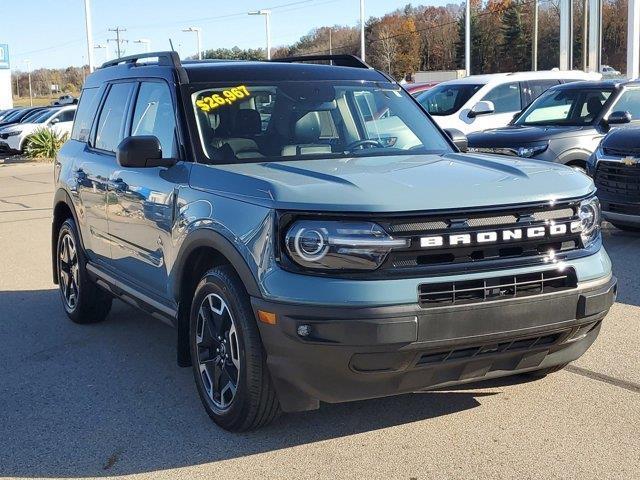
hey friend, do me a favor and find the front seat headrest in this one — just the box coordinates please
[294,112,322,144]
[235,109,262,136]
[586,96,603,116]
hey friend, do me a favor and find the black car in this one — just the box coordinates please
[467,80,640,172]
[589,126,640,231]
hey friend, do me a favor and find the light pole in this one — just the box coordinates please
[359,0,365,61]
[532,0,539,71]
[134,39,151,53]
[465,0,471,76]
[182,27,202,60]
[248,10,272,60]
[83,0,95,72]
[24,60,33,107]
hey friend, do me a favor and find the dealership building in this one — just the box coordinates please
[0,44,12,110]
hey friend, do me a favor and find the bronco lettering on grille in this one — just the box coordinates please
[420,221,582,248]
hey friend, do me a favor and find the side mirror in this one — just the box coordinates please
[116,135,175,168]
[50,117,60,125]
[468,100,495,118]
[605,110,632,126]
[444,128,468,152]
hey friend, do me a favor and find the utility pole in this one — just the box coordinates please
[359,0,366,61]
[465,0,471,76]
[83,0,95,72]
[532,0,539,71]
[329,28,332,55]
[24,60,33,107]
[582,0,588,71]
[108,27,127,58]
[15,74,19,98]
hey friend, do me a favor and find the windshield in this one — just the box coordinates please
[191,81,452,164]
[33,109,60,124]
[415,83,483,116]
[515,88,613,126]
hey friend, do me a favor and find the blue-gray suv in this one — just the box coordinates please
[52,52,616,431]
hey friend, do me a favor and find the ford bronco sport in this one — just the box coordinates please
[52,52,616,431]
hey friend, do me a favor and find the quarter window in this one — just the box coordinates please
[94,83,134,152]
[71,87,100,142]
[131,82,177,158]
[481,82,522,113]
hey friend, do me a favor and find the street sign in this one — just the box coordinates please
[0,44,9,69]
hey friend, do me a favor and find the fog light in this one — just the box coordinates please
[297,324,312,337]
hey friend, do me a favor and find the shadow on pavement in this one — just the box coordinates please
[0,288,504,478]
[602,223,640,307]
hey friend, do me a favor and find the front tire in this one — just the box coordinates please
[189,265,280,431]
[56,218,112,324]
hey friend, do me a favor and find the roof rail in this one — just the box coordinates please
[271,54,371,69]
[100,51,188,83]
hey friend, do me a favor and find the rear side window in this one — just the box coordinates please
[56,109,76,123]
[95,83,135,152]
[482,82,522,113]
[130,81,177,158]
[523,80,559,106]
[71,88,100,142]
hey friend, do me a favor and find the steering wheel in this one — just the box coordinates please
[345,139,384,152]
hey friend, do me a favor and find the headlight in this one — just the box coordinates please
[576,197,601,247]
[284,220,408,271]
[516,143,548,158]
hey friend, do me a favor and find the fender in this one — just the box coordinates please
[555,148,594,165]
[170,227,262,302]
[51,188,82,285]
[172,227,263,367]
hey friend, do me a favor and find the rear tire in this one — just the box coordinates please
[525,363,569,378]
[56,218,112,324]
[189,265,280,431]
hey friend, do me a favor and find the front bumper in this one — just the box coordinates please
[253,274,616,412]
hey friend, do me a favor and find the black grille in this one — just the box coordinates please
[416,331,565,366]
[595,161,640,202]
[378,204,581,274]
[418,268,577,307]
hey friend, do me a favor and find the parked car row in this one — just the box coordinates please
[418,75,639,232]
[0,105,76,154]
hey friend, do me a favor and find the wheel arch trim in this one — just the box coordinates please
[51,188,82,285]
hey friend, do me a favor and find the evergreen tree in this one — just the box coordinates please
[456,10,483,74]
[500,2,530,71]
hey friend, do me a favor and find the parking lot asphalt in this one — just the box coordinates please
[0,162,638,480]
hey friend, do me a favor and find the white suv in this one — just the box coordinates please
[0,106,76,153]
[414,70,601,134]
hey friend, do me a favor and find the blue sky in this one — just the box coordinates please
[2,0,451,70]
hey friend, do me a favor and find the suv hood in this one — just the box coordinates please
[192,153,594,212]
[468,125,594,147]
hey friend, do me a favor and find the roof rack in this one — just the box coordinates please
[100,51,188,83]
[271,54,371,69]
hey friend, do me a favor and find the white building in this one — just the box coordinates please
[0,44,13,110]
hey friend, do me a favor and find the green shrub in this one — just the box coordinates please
[24,128,68,159]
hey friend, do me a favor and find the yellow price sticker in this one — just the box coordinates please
[196,85,251,112]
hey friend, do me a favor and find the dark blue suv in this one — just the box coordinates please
[52,52,616,431]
